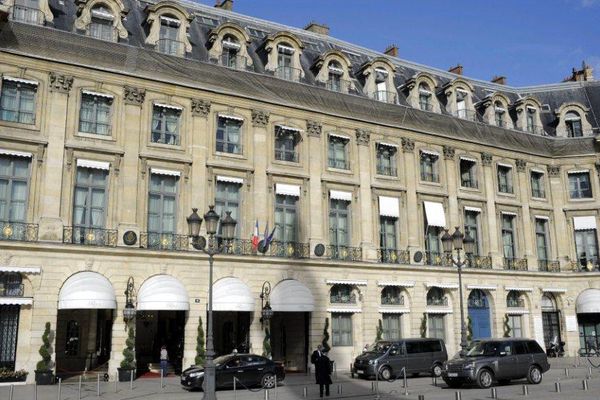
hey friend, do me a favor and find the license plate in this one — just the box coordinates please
[356,370,364,374]
[447,373,458,377]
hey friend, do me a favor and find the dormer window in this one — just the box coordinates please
[221,34,243,69]
[327,61,344,92]
[419,83,433,111]
[158,15,181,56]
[374,68,391,102]
[89,5,114,41]
[276,43,296,81]
[12,0,42,24]
[565,111,583,137]
[526,107,536,133]
[494,101,506,127]
[456,89,468,118]
[376,143,397,176]
[0,77,38,124]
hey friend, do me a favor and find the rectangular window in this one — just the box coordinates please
[535,218,549,263]
[158,18,180,55]
[420,152,439,182]
[508,315,523,338]
[376,144,397,176]
[425,226,442,263]
[567,120,583,138]
[427,314,445,341]
[328,136,349,169]
[382,314,401,340]
[89,13,113,41]
[216,117,243,154]
[215,181,241,237]
[12,0,41,24]
[379,216,397,251]
[375,81,388,102]
[530,171,545,198]
[274,194,297,243]
[151,105,180,145]
[274,127,299,162]
[73,167,107,229]
[329,198,350,250]
[147,174,177,234]
[464,210,480,256]
[0,80,36,124]
[569,172,592,199]
[497,165,513,194]
[459,159,477,188]
[79,93,112,135]
[0,156,30,222]
[501,214,516,259]
[575,229,599,268]
[332,313,352,346]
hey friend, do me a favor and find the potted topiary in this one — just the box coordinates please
[35,322,54,385]
[117,326,136,382]
[195,316,205,366]
[321,317,331,352]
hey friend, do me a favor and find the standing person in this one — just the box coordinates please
[311,345,332,397]
[160,345,169,377]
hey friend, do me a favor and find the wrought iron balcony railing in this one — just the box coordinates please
[328,158,350,170]
[222,239,310,259]
[11,5,44,24]
[156,39,184,56]
[275,66,302,82]
[538,260,560,272]
[531,188,546,198]
[503,257,528,271]
[453,110,477,121]
[381,295,404,306]
[427,297,448,306]
[0,283,24,297]
[421,172,439,182]
[220,53,248,70]
[571,257,600,272]
[507,298,525,308]
[0,221,38,242]
[376,164,397,177]
[468,298,487,308]
[63,226,117,247]
[140,232,189,251]
[498,184,514,194]
[374,90,397,104]
[424,251,451,267]
[275,149,299,163]
[325,245,362,261]
[330,293,357,304]
[461,178,478,189]
[325,78,352,93]
[466,255,492,269]
[377,248,410,264]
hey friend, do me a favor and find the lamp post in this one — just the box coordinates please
[441,226,475,354]
[260,281,273,325]
[123,277,136,323]
[187,206,237,400]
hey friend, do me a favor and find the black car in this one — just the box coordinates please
[181,354,285,390]
[442,338,550,389]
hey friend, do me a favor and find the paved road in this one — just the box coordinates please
[3,359,600,400]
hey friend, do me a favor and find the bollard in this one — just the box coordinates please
[337,384,342,394]
[264,387,270,400]
[274,377,278,400]
[582,379,589,391]
[233,378,237,400]
[334,361,337,379]
[589,367,593,378]
[129,369,133,390]
[302,386,307,398]
[160,369,164,390]
[114,373,118,393]
[522,384,528,396]
[555,382,561,393]
[565,368,569,377]
[58,378,62,400]
[9,384,14,400]
[490,387,497,399]
[78,376,82,400]
[371,381,374,392]
[97,373,100,397]
[402,367,408,395]
[433,375,437,387]
[418,396,425,400]
[34,382,38,400]
[454,391,462,400]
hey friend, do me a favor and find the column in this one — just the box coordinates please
[189,98,211,212]
[443,146,459,228]
[402,138,420,253]
[547,165,571,267]
[355,129,376,261]
[307,121,324,251]
[481,153,501,266]
[251,110,270,227]
[516,160,536,269]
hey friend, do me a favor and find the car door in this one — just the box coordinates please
[218,356,246,388]
[513,341,532,378]
[386,342,405,376]
[404,341,424,374]
[495,342,519,379]
[241,355,268,386]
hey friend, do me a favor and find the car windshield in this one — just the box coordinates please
[465,342,500,357]
[214,355,234,366]
[367,341,392,353]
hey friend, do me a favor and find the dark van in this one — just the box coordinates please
[353,338,448,379]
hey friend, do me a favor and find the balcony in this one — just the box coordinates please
[0,221,38,242]
[378,248,410,264]
[140,232,189,251]
[420,172,439,182]
[275,149,299,163]
[424,251,451,267]
[503,257,528,271]
[326,78,351,93]
[0,283,24,297]
[221,239,310,259]
[381,295,404,306]
[571,257,600,272]
[466,255,492,269]
[325,245,362,261]
[374,90,396,104]
[63,226,117,247]
[531,189,546,199]
[507,298,525,308]
[328,158,349,170]
[156,39,184,56]
[419,102,434,112]
[220,53,248,71]
[376,164,397,177]
[427,297,448,307]
[11,5,44,24]
[525,125,545,135]
[538,260,560,272]
[275,66,302,82]
[453,110,477,121]
[330,293,357,304]
[468,298,487,308]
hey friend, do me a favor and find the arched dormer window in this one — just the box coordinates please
[144,1,193,57]
[506,290,524,308]
[494,101,506,127]
[418,82,433,111]
[514,97,543,135]
[312,50,354,94]
[479,93,513,129]
[381,286,404,306]
[73,0,127,42]
[1,0,53,25]
[426,287,447,306]
[207,22,253,71]
[404,73,440,112]
[565,111,583,137]
[330,284,356,304]
[555,103,592,138]
[264,32,304,82]
[359,57,396,103]
[443,78,475,121]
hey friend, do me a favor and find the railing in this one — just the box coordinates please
[11,5,44,24]
[274,149,299,163]
[507,298,525,308]
[427,297,448,306]
[466,255,492,269]
[223,239,310,259]
[571,258,600,272]
[377,248,410,264]
[495,119,508,128]
[538,260,560,272]
[419,102,434,112]
[424,251,451,267]
[275,66,302,82]
[140,232,189,251]
[498,184,513,194]
[326,78,351,93]
[503,257,528,271]
[374,90,397,104]
[461,178,478,189]
[156,39,184,56]
[570,189,593,199]
[330,293,357,304]
[453,110,477,121]
[531,188,546,198]
[376,164,397,177]
[63,226,118,247]
[0,283,24,297]
[0,221,38,242]
[325,245,362,261]
[220,53,248,70]
[328,158,349,170]
[468,298,487,308]
[525,125,545,135]
[216,140,243,154]
[420,172,439,182]
[381,295,404,306]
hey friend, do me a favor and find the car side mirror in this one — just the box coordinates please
[499,351,507,357]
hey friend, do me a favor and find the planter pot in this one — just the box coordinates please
[34,370,54,385]
[117,368,135,382]
[0,376,27,383]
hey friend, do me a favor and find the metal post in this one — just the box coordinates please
[97,373,100,397]
[337,384,341,394]
[403,367,408,395]
[582,379,589,391]
[334,361,337,378]
[454,391,462,400]
[522,385,528,396]
[490,387,497,399]
[375,360,380,400]
[78,376,82,400]
[418,395,424,400]
[371,382,374,392]
[564,368,569,376]
[203,251,217,400]
[58,378,62,400]
[264,387,269,400]
[350,363,354,379]
[302,386,307,398]
[9,384,14,400]
[457,253,467,353]
[114,373,117,393]
[233,378,237,400]
[589,366,593,378]
[160,369,164,390]
[34,383,38,400]
[129,369,133,390]
[555,382,561,393]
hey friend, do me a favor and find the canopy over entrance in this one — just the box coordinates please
[58,271,116,309]
[137,275,189,311]
[213,277,254,311]
[270,279,314,312]
[577,289,600,314]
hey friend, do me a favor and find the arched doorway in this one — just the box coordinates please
[541,293,561,351]
[468,289,491,339]
[576,289,600,353]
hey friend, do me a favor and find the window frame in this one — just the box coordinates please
[328,135,349,170]
[274,193,298,243]
[497,165,514,194]
[331,312,353,346]
[501,214,516,259]
[0,155,31,223]
[0,79,37,125]
[216,116,243,155]
[379,215,398,251]
[151,105,181,146]
[214,180,242,238]
[530,171,546,199]
[147,173,178,235]
[79,92,113,136]
[568,172,592,199]
[535,218,549,262]
[419,152,439,183]
[376,144,397,177]
[72,166,108,229]
[329,198,350,248]
[274,127,299,163]
[464,210,481,256]
[382,313,402,340]
[459,158,477,188]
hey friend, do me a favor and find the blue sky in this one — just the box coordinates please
[196,0,600,86]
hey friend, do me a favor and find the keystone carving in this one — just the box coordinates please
[515,159,527,172]
[191,98,211,117]
[547,165,561,177]
[123,86,146,106]
[48,73,73,93]
[442,145,455,160]
[306,120,322,137]
[481,152,493,166]
[355,129,370,145]
[251,109,270,127]
[401,137,414,153]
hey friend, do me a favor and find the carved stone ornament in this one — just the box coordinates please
[306,120,322,137]
[48,72,73,93]
[123,86,146,106]
[355,129,370,145]
[251,109,270,127]
[442,145,455,160]
[401,137,415,153]
[191,98,211,117]
[515,159,527,172]
[481,152,493,166]
[547,164,561,177]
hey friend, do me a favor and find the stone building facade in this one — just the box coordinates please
[0,0,599,382]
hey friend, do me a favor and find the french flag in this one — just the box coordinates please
[251,220,259,251]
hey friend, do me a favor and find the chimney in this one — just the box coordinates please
[448,64,463,75]
[304,21,329,36]
[491,75,507,85]
[384,44,398,57]
[214,0,233,11]
[563,61,594,82]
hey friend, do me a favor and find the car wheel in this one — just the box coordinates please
[443,378,463,388]
[379,366,393,381]
[432,363,443,378]
[261,373,276,389]
[527,365,543,385]
[476,369,494,389]
[497,379,510,385]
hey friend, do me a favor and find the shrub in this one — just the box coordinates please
[375,319,383,341]
[195,316,205,366]
[321,317,331,352]
[120,326,136,369]
[262,327,271,358]
[503,314,511,338]
[420,313,427,338]
[0,368,28,381]
[36,322,52,371]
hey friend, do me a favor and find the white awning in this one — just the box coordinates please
[213,277,254,311]
[530,168,545,174]
[277,44,295,54]
[501,211,517,216]
[576,289,600,314]
[497,162,512,168]
[460,156,478,163]
[377,281,415,287]
[378,142,398,148]
[507,310,529,315]
[82,90,114,99]
[424,201,446,228]
[574,216,597,231]
[218,114,244,122]
[270,279,314,312]
[378,308,410,314]
[326,279,367,286]
[0,297,33,305]
[91,9,114,19]
[467,284,497,291]
[151,168,180,177]
[426,283,459,289]
[378,196,399,218]
[0,266,41,274]
[456,88,469,95]
[217,175,243,184]
[222,39,241,50]
[2,76,38,86]
[159,15,180,25]
[526,105,537,112]
[494,106,506,113]
[374,67,389,75]
[534,215,550,221]
[542,288,567,294]
[58,272,116,309]
[418,88,432,96]
[275,183,300,197]
[327,308,361,313]
[426,308,453,314]
[568,169,589,174]
[77,159,110,171]
[154,102,183,111]
[420,149,439,157]
[276,125,302,133]
[328,65,344,75]
[505,286,533,292]
[137,275,189,311]
[330,190,352,202]
[0,148,33,158]
[464,206,482,213]
[328,133,349,141]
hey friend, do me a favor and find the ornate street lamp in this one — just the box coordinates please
[187,205,236,400]
[441,226,475,354]
[260,281,273,325]
[123,277,136,322]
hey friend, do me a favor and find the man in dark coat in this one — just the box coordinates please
[311,345,332,397]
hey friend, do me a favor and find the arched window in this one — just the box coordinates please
[221,34,241,68]
[65,320,80,356]
[419,82,433,111]
[330,284,355,304]
[381,286,403,305]
[565,111,583,137]
[158,14,181,56]
[276,42,295,80]
[426,287,447,306]
[468,289,488,308]
[541,294,557,311]
[0,272,23,296]
[89,5,114,41]
[526,106,537,133]
[506,290,523,308]
[327,61,344,92]
[456,88,468,118]
[494,101,506,127]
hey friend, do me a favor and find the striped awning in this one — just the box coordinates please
[377,281,415,287]
[426,308,453,314]
[378,308,410,314]
[275,183,300,197]
[466,284,497,291]
[151,168,180,177]
[154,102,183,111]
[3,76,38,86]
[0,266,41,274]
[0,297,33,305]
[330,190,352,202]
[82,90,114,99]
[327,308,361,313]
[504,286,533,292]
[378,196,399,218]
[0,148,33,158]
[426,283,458,289]
[77,159,110,170]
[326,279,367,286]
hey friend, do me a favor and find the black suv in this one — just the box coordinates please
[442,339,550,388]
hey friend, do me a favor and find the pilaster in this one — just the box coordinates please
[547,165,570,267]
[443,145,459,229]
[251,109,270,227]
[481,152,501,266]
[356,129,376,261]
[307,120,324,250]
[402,138,420,253]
